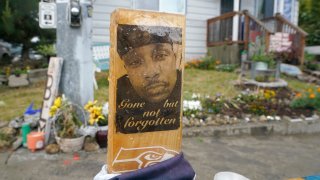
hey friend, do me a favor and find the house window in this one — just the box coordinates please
[134,0,186,14]
[256,0,275,19]
[221,0,234,14]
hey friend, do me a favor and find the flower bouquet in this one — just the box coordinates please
[50,95,85,152]
[84,100,108,148]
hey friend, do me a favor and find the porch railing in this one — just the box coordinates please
[261,13,308,65]
[207,11,243,46]
[207,11,273,57]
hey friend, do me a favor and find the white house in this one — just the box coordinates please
[92,0,300,60]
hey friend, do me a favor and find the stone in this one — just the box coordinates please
[206,120,218,126]
[205,116,213,122]
[280,63,302,76]
[194,119,201,127]
[245,117,250,122]
[232,117,238,124]
[283,116,291,122]
[251,117,258,123]
[1,127,16,136]
[259,115,267,122]
[305,114,319,121]
[11,137,22,150]
[283,99,291,106]
[275,116,281,121]
[9,116,24,128]
[8,74,29,88]
[0,140,11,150]
[0,121,8,128]
[84,137,99,152]
[45,144,60,154]
[312,114,320,120]
[182,117,190,127]
[199,119,206,126]
[289,118,303,122]
[267,116,274,121]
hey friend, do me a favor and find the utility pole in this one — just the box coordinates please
[56,0,94,107]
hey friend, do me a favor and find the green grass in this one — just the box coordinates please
[0,69,318,121]
[183,69,240,99]
[282,75,317,92]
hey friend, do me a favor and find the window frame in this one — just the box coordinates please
[133,0,186,15]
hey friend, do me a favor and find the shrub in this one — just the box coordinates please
[198,56,216,70]
[290,88,320,111]
[304,52,319,71]
[202,97,225,114]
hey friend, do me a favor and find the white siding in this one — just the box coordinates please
[92,0,220,59]
[241,0,255,14]
[292,0,299,25]
[186,0,220,59]
[92,0,132,43]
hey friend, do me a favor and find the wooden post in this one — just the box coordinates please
[38,57,63,144]
[244,12,250,51]
[108,9,185,173]
[276,13,283,32]
[265,32,270,53]
[300,35,306,67]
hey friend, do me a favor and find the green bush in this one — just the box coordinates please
[36,44,56,57]
[198,56,216,70]
[304,52,319,71]
[202,97,224,114]
[290,88,320,111]
[252,53,276,67]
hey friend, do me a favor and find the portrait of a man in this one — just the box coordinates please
[115,24,183,134]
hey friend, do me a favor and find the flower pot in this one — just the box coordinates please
[96,126,108,148]
[255,62,268,71]
[27,131,45,152]
[55,135,85,153]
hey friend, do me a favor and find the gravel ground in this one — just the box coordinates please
[1,134,320,180]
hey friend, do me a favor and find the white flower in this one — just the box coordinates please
[183,100,202,111]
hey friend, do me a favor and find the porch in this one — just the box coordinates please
[206,10,307,65]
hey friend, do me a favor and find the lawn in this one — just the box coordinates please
[0,69,317,121]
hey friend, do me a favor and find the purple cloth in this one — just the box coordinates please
[110,153,195,180]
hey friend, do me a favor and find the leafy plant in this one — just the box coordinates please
[36,44,56,57]
[248,102,268,115]
[202,97,225,114]
[304,52,319,71]
[13,69,27,76]
[290,88,320,111]
[198,56,217,70]
[252,53,275,66]
[51,96,83,138]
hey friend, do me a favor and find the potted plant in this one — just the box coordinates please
[84,100,108,148]
[252,53,275,70]
[50,95,85,152]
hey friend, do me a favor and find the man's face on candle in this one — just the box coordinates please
[122,43,177,103]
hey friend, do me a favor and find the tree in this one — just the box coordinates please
[0,0,55,61]
[299,0,320,45]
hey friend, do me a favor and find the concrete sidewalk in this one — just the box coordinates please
[1,134,320,180]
